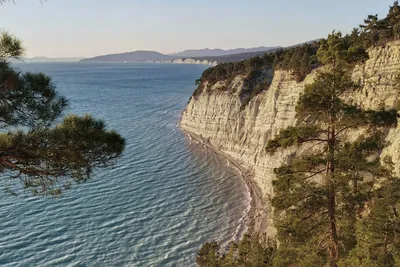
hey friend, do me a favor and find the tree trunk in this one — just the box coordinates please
[328,188,338,267]
[327,98,339,267]
[384,223,389,254]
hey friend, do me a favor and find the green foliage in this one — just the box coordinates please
[195,77,202,86]
[0,31,24,59]
[0,62,68,129]
[244,69,263,89]
[265,125,322,153]
[196,234,276,267]
[265,34,398,265]
[249,78,270,98]
[1,115,125,196]
[196,63,246,88]
[240,78,271,109]
[194,43,319,97]
[194,1,400,99]
[339,178,400,267]
[272,246,327,267]
[294,70,397,129]
[246,56,264,72]
[273,43,320,82]
[317,31,369,66]
[196,241,221,267]
[356,1,400,47]
[0,32,125,196]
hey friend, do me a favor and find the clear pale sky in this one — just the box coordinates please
[0,0,395,58]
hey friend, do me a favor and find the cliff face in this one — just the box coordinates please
[180,41,400,235]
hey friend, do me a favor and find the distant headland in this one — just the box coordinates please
[79,46,282,65]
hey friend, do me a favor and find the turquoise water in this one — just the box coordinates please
[0,63,250,266]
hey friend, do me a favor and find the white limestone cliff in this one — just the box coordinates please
[180,41,400,236]
[155,58,218,66]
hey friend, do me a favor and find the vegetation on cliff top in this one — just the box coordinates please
[197,2,400,267]
[193,0,400,103]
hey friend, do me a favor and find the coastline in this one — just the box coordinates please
[180,129,269,241]
[153,58,218,66]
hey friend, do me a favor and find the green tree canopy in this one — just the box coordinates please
[0,32,125,196]
[338,178,400,266]
[196,234,276,267]
[266,33,398,266]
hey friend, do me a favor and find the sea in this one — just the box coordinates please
[0,63,250,267]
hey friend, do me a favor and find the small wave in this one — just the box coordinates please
[1,63,241,267]
[229,178,252,243]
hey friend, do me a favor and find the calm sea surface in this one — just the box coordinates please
[0,63,249,266]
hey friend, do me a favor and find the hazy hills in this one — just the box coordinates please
[26,42,317,64]
[15,47,280,64]
[80,46,282,63]
[13,57,83,63]
[190,47,282,64]
[190,40,321,63]
[169,46,281,58]
[80,51,174,63]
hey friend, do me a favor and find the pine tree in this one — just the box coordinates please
[266,33,398,266]
[360,14,379,33]
[196,241,222,267]
[196,234,276,267]
[338,178,400,267]
[0,32,125,196]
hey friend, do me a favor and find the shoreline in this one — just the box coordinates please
[181,129,267,241]
[153,59,218,67]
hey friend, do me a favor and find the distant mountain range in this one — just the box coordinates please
[80,51,174,63]
[168,46,281,58]
[19,41,319,64]
[190,48,282,64]
[15,57,83,63]
[79,46,281,63]
[187,40,320,64]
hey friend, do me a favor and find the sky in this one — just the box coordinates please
[0,0,395,58]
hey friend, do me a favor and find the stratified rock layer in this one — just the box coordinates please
[180,41,400,235]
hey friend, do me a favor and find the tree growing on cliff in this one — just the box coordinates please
[196,234,276,267]
[266,32,398,267]
[337,178,400,266]
[0,32,125,196]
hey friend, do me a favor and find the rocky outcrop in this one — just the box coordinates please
[180,41,400,236]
